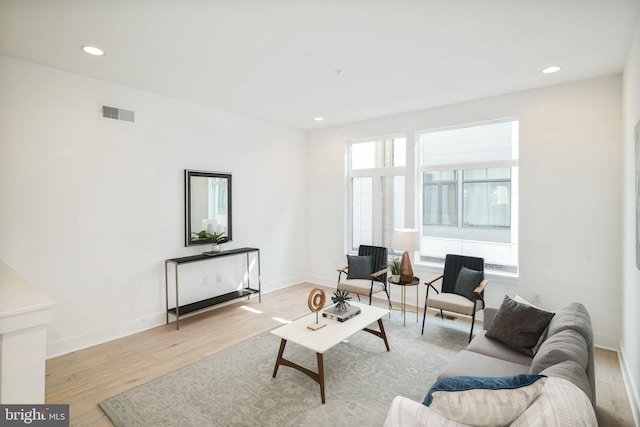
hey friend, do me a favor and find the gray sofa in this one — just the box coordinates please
[385,301,598,426]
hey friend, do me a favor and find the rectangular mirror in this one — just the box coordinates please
[185,170,232,247]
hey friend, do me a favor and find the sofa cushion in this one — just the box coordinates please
[346,255,372,279]
[539,360,593,403]
[438,350,531,380]
[511,377,597,426]
[530,329,589,373]
[546,302,593,345]
[424,375,547,427]
[486,295,555,356]
[454,266,483,301]
[466,331,534,366]
[544,302,595,405]
[384,396,468,427]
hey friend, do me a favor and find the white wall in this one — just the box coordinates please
[622,18,640,424]
[0,56,307,357]
[306,75,622,349]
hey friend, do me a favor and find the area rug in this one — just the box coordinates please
[100,312,469,427]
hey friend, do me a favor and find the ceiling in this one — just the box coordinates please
[1,0,639,130]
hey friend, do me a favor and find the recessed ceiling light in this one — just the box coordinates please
[82,46,105,56]
[314,117,324,122]
[542,66,561,74]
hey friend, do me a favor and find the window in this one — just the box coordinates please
[463,168,511,228]
[419,120,519,273]
[423,170,457,226]
[348,136,406,252]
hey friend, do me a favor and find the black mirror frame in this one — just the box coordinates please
[185,170,232,247]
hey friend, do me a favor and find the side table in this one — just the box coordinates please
[388,277,420,326]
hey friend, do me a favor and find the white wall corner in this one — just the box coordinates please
[620,342,640,427]
[594,333,622,352]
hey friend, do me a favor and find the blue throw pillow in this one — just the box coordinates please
[423,374,547,426]
[346,255,372,280]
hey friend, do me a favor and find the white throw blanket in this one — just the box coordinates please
[384,377,597,427]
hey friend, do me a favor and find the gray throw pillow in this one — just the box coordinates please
[346,255,372,280]
[454,266,483,301]
[486,295,555,356]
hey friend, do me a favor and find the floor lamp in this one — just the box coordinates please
[392,229,420,283]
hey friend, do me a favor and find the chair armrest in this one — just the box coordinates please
[337,265,348,272]
[371,267,390,278]
[424,274,443,286]
[424,274,443,293]
[474,279,489,294]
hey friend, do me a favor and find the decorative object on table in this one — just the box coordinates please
[392,228,420,282]
[192,230,227,255]
[389,257,401,282]
[322,304,361,322]
[307,287,327,330]
[331,289,351,311]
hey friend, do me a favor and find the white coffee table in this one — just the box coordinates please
[270,301,390,403]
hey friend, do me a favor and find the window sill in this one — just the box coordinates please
[413,260,519,286]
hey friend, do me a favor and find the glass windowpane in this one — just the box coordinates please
[382,176,405,249]
[352,177,373,249]
[463,182,510,227]
[441,184,458,226]
[393,138,406,167]
[351,141,375,169]
[423,184,438,225]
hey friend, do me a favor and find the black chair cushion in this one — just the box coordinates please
[346,255,372,279]
[454,267,483,301]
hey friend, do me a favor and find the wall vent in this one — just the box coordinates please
[100,105,135,123]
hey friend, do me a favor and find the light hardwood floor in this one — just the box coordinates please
[46,283,635,426]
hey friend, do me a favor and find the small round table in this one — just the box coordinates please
[388,277,420,326]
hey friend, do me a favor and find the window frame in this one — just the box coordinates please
[346,135,407,253]
[417,119,519,273]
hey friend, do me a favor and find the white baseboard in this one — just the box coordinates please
[46,312,166,359]
[594,333,621,351]
[46,278,307,359]
[305,274,335,288]
[620,342,640,427]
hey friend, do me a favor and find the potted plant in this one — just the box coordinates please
[192,230,227,253]
[389,257,401,282]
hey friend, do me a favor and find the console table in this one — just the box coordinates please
[165,247,261,330]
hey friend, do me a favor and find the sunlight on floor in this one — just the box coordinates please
[272,317,291,324]
[239,306,263,314]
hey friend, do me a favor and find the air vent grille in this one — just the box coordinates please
[101,105,135,123]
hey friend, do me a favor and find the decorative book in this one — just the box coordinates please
[322,304,361,322]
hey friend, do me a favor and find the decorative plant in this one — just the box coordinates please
[192,230,227,244]
[331,289,352,311]
[389,257,401,276]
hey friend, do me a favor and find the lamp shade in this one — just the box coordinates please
[392,228,420,252]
